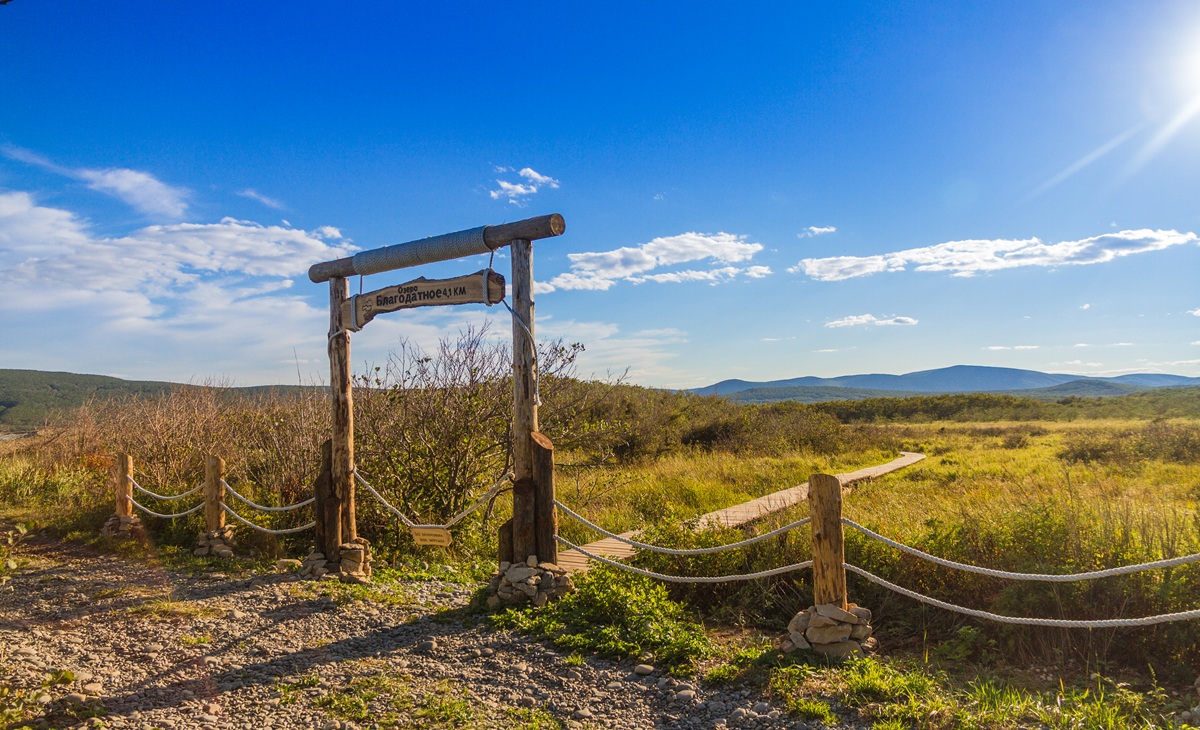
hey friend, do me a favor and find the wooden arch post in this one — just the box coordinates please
[327,276,356,563]
[309,214,565,568]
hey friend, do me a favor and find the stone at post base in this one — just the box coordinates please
[484,557,574,609]
[193,526,237,558]
[777,603,875,662]
[338,538,372,584]
[100,513,145,540]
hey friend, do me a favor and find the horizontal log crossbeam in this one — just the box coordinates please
[308,213,565,283]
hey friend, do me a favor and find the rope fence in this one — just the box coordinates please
[221,480,315,512]
[552,482,1200,627]
[555,535,814,583]
[355,470,513,531]
[555,499,810,556]
[112,457,314,535]
[126,496,205,520]
[128,476,202,501]
[841,518,1200,582]
[220,503,316,535]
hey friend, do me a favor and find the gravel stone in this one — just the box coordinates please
[0,519,856,729]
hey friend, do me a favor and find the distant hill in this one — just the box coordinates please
[694,365,1200,402]
[730,386,928,404]
[0,369,314,428]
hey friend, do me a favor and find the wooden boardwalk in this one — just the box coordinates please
[555,451,926,574]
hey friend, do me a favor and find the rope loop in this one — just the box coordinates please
[355,470,513,530]
[127,475,202,501]
[220,479,314,513]
[844,563,1200,628]
[219,503,315,535]
[842,518,1200,582]
[555,499,810,556]
[126,495,205,520]
[555,536,814,583]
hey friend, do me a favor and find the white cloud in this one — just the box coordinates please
[815,348,839,353]
[3,146,189,218]
[489,167,559,206]
[825,313,918,328]
[1192,341,1200,346]
[628,266,741,285]
[542,232,765,292]
[0,190,357,381]
[985,345,1040,351]
[792,229,1198,281]
[1188,308,1200,316]
[1080,303,1091,310]
[799,226,837,238]
[238,188,286,210]
[518,168,559,188]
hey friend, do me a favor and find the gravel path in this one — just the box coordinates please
[0,528,841,730]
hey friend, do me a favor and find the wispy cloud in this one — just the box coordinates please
[489,167,560,206]
[541,232,765,292]
[825,314,918,328]
[791,229,1197,281]
[1080,303,1091,310]
[238,188,286,210]
[985,345,1040,350]
[814,348,839,353]
[1188,308,1200,317]
[3,145,189,218]
[799,226,836,238]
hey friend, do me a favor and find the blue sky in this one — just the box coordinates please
[2,2,1198,388]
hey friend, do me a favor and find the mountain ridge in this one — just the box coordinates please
[693,365,1200,397]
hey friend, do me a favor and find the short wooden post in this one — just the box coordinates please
[114,453,133,517]
[809,473,848,609]
[510,238,538,563]
[498,519,514,566]
[204,454,226,532]
[329,277,356,545]
[531,431,557,565]
[313,439,341,561]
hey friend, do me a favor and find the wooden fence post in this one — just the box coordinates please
[329,277,356,545]
[532,431,557,565]
[313,439,341,561]
[204,454,226,533]
[115,453,133,517]
[510,237,538,563]
[809,473,848,609]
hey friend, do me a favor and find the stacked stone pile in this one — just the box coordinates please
[296,538,373,583]
[485,555,574,608]
[338,538,372,583]
[780,602,876,660]
[193,526,236,558]
[99,513,144,539]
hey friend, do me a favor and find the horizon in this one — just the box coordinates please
[2,3,1199,388]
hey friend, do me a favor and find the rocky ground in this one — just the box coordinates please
[0,529,849,730]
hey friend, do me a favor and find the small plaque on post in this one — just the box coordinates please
[342,270,506,331]
[411,526,453,547]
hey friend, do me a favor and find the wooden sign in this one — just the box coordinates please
[411,526,453,547]
[342,270,506,331]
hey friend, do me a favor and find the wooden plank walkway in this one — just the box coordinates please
[555,451,925,574]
